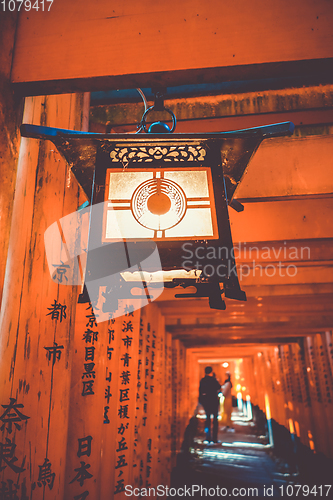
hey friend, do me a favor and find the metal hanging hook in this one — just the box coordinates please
[139,89,177,133]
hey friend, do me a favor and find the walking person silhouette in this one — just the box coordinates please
[199,366,221,443]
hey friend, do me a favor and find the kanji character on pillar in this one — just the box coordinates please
[32,458,55,490]
[77,436,92,458]
[120,370,130,385]
[116,437,128,452]
[122,320,133,333]
[114,479,125,494]
[0,438,25,473]
[46,300,67,322]
[69,461,93,487]
[121,353,131,367]
[0,479,20,500]
[0,398,30,433]
[118,405,129,419]
[121,335,133,349]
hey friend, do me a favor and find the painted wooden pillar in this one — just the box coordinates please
[261,349,277,418]
[162,331,173,482]
[113,308,141,498]
[245,356,259,417]
[254,352,266,411]
[149,308,164,488]
[314,333,333,457]
[305,335,330,456]
[262,349,278,422]
[0,10,22,304]
[284,345,302,437]
[325,331,333,378]
[170,338,188,464]
[324,331,333,456]
[171,339,181,466]
[186,350,200,417]
[270,347,286,426]
[289,342,313,446]
[180,344,187,447]
[138,305,154,489]
[0,93,86,498]
[0,90,192,499]
[159,325,171,486]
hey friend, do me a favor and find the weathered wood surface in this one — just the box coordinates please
[90,84,333,128]
[229,197,333,241]
[235,135,333,200]
[0,11,22,304]
[0,93,86,498]
[12,0,333,94]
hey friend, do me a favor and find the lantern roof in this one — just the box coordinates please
[21,122,294,202]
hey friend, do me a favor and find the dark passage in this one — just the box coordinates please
[172,406,333,499]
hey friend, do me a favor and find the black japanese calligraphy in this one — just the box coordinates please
[82,363,95,379]
[120,370,130,385]
[105,386,112,404]
[118,405,130,419]
[103,406,110,424]
[84,347,95,362]
[108,329,114,343]
[81,381,94,397]
[0,398,30,433]
[83,329,98,344]
[77,436,92,458]
[46,300,67,322]
[116,437,128,452]
[0,438,25,473]
[106,368,112,382]
[114,479,125,494]
[119,389,129,403]
[0,480,20,500]
[115,454,128,469]
[69,461,93,486]
[122,320,133,333]
[122,336,132,349]
[32,458,55,490]
[117,423,129,435]
[52,262,69,283]
[86,312,97,329]
[121,353,131,367]
[44,342,64,365]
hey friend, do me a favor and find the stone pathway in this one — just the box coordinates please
[171,409,332,499]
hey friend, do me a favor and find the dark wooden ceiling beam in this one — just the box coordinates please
[90,85,333,127]
[11,0,333,95]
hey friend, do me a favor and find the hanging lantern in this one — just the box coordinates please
[21,110,293,315]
